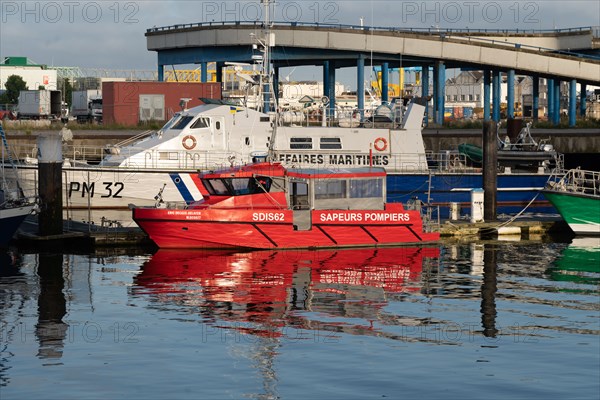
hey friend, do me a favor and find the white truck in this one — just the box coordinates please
[17,90,62,119]
[72,90,102,123]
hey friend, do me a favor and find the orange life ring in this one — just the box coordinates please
[182,135,197,150]
[374,137,388,152]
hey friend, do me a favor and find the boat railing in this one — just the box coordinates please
[162,202,288,211]
[547,168,600,196]
[281,107,406,129]
[425,151,478,173]
[405,198,440,233]
[6,143,108,165]
[110,130,154,149]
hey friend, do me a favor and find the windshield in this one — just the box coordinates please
[203,177,272,196]
[171,115,195,130]
[159,113,181,132]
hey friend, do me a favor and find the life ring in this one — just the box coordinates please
[374,137,388,152]
[182,135,197,150]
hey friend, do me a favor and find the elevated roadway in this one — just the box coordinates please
[147,22,600,83]
[146,22,600,126]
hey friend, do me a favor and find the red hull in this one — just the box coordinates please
[134,203,439,249]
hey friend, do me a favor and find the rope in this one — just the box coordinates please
[495,191,541,229]
[443,190,542,232]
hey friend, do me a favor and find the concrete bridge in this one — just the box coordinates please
[146,22,600,126]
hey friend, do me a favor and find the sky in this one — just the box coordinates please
[0,0,598,87]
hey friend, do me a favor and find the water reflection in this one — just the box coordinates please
[0,242,598,398]
[481,245,498,338]
[546,237,600,285]
[133,247,442,339]
[36,254,68,362]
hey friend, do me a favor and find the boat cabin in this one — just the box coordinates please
[197,163,387,212]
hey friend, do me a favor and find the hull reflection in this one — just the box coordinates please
[133,246,441,338]
[547,237,600,285]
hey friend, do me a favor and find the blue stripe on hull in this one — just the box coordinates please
[0,214,28,247]
[386,173,555,218]
[169,173,194,203]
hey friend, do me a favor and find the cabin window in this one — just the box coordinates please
[290,137,312,149]
[350,178,383,198]
[320,137,341,150]
[245,137,250,146]
[159,113,180,131]
[159,152,179,160]
[315,179,346,199]
[215,121,221,130]
[190,117,210,129]
[202,177,272,196]
[204,179,229,195]
[172,115,194,130]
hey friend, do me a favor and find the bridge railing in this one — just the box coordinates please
[446,34,600,60]
[146,20,595,36]
[146,21,599,60]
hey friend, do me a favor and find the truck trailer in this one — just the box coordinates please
[72,90,102,123]
[17,90,62,119]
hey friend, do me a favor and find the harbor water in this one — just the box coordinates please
[1,239,599,399]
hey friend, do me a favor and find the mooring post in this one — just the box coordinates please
[38,133,63,236]
[483,121,497,221]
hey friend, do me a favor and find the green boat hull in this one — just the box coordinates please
[543,190,600,235]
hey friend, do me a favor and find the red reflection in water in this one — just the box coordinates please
[134,247,440,338]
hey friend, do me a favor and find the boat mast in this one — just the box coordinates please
[260,0,279,159]
[261,0,272,113]
[0,123,24,196]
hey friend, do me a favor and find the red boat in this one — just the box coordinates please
[132,163,439,249]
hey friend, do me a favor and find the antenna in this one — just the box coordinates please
[179,98,192,111]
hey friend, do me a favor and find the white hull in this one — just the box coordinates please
[0,203,35,219]
[11,165,198,227]
[566,222,600,235]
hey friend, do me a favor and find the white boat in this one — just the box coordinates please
[8,97,434,227]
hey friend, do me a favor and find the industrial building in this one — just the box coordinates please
[102,81,221,125]
[0,57,57,91]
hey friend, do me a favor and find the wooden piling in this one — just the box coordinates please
[483,121,497,221]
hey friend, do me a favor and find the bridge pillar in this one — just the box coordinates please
[569,79,577,127]
[553,79,561,125]
[580,83,587,117]
[532,75,539,121]
[328,65,336,118]
[434,61,445,125]
[158,65,164,82]
[381,62,389,103]
[492,70,501,123]
[200,62,208,83]
[357,55,365,119]
[483,70,491,122]
[547,78,554,122]
[507,70,515,119]
[323,61,330,102]
[273,66,280,107]
[421,65,429,125]
[216,62,224,83]
[432,63,438,123]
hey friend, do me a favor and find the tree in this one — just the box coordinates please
[60,77,73,108]
[2,75,28,104]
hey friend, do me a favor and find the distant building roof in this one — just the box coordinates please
[1,57,46,68]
